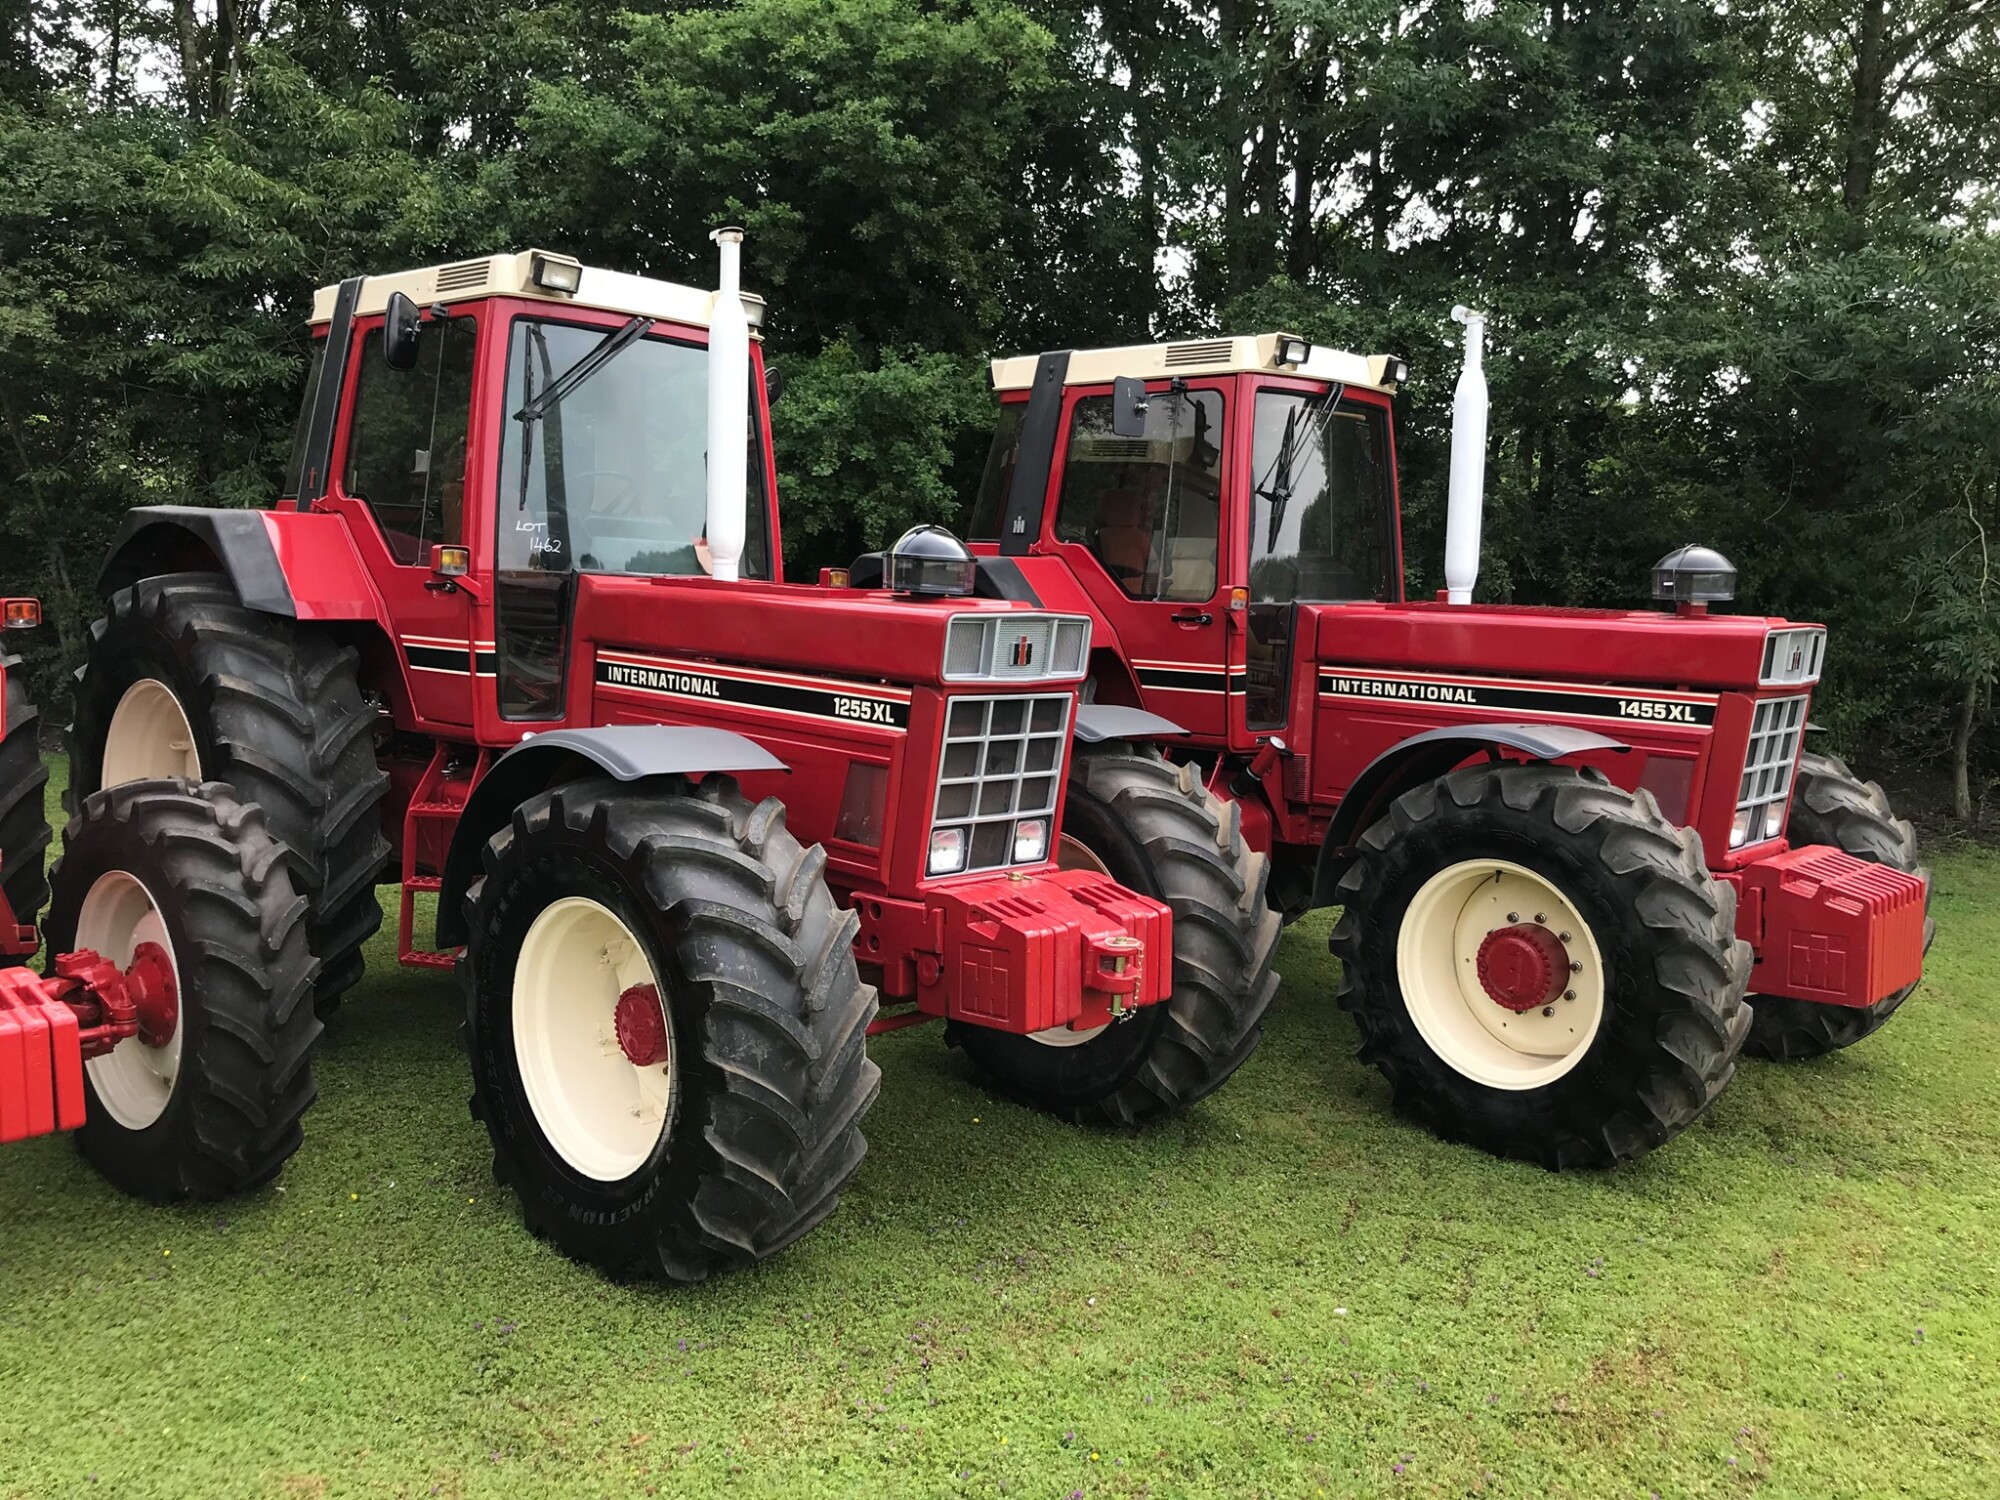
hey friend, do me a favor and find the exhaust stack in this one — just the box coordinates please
[1444,306,1488,606]
[705,227,750,582]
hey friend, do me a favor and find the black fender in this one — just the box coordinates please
[98,506,296,615]
[1311,723,1629,907]
[1073,704,1189,744]
[435,725,787,947]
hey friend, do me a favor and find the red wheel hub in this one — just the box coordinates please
[127,941,179,1048]
[1475,923,1568,1012]
[613,984,669,1067]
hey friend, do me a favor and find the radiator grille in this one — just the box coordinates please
[932,694,1070,873]
[1736,695,1807,846]
[943,614,1090,682]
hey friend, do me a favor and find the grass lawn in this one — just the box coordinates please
[3,756,1997,1500]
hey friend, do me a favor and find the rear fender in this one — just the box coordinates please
[435,726,787,947]
[1311,723,1629,907]
[97,506,382,622]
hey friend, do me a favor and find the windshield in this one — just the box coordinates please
[1247,388,1395,603]
[497,318,771,579]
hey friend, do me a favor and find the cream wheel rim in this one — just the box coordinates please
[1395,858,1606,1090]
[513,896,675,1181]
[102,678,200,787]
[1026,832,1117,1048]
[79,870,183,1129]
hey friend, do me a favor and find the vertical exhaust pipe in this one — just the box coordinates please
[706,227,749,582]
[1444,305,1488,606]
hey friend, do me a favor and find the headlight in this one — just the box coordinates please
[1764,802,1786,841]
[928,826,967,875]
[1729,808,1755,849]
[1012,818,1048,864]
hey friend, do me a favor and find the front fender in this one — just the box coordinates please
[435,726,787,948]
[1312,723,1629,907]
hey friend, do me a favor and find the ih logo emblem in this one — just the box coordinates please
[1788,644,1806,673]
[1010,635,1035,668]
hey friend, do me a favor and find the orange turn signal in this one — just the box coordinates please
[431,544,471,578]
[2,598,41,629]
[1228,587,1248,611]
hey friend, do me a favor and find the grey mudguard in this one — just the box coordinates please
[435,724,786,948]
[98,506,296,615]
[1074,704,1190,743]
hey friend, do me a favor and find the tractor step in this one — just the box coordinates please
[400,947,459,971]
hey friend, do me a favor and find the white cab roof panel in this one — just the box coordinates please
[989,333,1398,394]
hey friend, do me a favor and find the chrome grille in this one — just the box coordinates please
[932,694,1070,873]
[1736,695,1807,846]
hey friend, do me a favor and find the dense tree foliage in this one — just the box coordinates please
[0,0,1993,808]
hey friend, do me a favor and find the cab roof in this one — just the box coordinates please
[988,334,1400,395]
[309,249,765,333]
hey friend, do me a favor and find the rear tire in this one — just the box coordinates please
[949,745,1280,1124]
[1744,752,1933,1061]
[461,777,879,1282]
[45,780,320,1200]
[0,652,50,966]
[70,573,388,1015]
[1331,763,1752,1168]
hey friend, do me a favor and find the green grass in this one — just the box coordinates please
[3,757,1997,1499]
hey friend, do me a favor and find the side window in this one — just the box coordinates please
[966,400,1025,542]
[1053,389,1223,602]
[342,316,478,565]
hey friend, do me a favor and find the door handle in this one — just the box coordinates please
[1171,610,1213,626]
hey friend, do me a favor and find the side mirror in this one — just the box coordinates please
[764,364,785,407]
[383,291,422,371]
[1110,376,1149,438]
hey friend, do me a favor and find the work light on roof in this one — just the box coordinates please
[1276,335,1312,368]
[529,252,583,296]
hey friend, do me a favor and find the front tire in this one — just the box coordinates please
[44,780,320,1200]
[0,652,50,965]
[949,745,1281,1124]
[70,573,389,1015]
[1744,752,1933,1061]
[461,777,879,1282]
[1331,763,1751,1168]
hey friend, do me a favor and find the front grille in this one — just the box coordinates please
[1737,695,1807,845]
[943,613,1090,683]
[932,694,1070,873]
[1760,627,1826,687]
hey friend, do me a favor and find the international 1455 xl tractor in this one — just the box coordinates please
[958,316,1932,1167]
[22,235,1278,1281]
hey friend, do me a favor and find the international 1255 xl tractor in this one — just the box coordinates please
[19,235,1278,1281]
[958,314,1932,1168]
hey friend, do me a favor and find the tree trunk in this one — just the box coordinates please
[1842,0,1891,225]
[1952,677,1977,821]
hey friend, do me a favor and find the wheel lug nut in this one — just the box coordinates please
[1534,912,1547,923]
[1558,932,1571,943]
[1570,961,1583,973]
[1507,912,1519,923]
[1541,1006,1555,1017]
[1564,989,1575,1000]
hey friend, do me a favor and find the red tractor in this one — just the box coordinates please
[956,325,1931,1167]
[42,239,1278,1280]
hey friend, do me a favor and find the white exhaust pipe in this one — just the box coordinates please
[1444,305,1488,605]
[705,227,750,582]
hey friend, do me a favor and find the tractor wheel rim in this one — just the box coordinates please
[1025,833,1118,1049]
[513,896,674,1182]
[1395,858,1605,1090]
[102,678,200,787]
[79,870,184,1130]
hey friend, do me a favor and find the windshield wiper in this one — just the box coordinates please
[514,316,653,425]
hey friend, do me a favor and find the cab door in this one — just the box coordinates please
[326,309,483,728]
[1044,380,1233,739]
